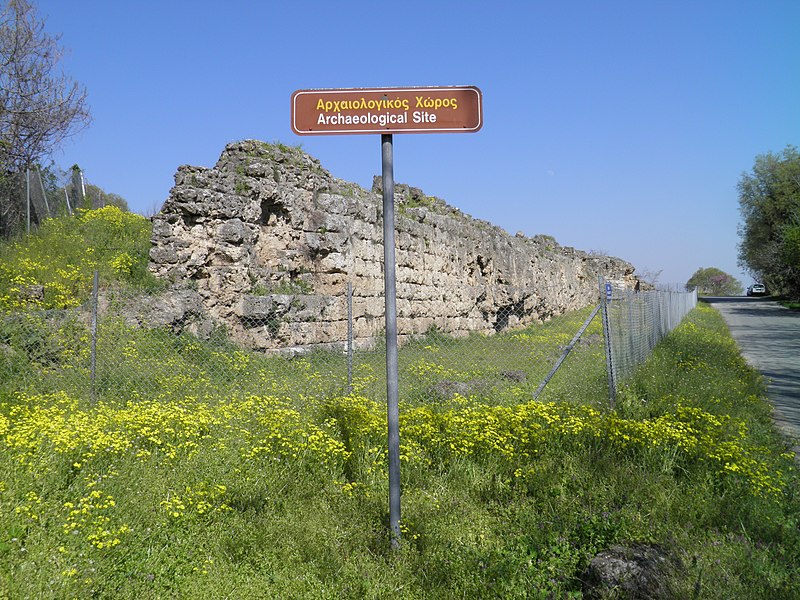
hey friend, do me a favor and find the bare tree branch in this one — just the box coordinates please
[1,0,90,235]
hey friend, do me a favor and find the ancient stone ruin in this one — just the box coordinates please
[149,140,638,352]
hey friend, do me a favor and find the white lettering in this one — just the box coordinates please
[412,111,437,124]
[315,111,412,128]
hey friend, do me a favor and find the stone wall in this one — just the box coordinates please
[149,140,637,351]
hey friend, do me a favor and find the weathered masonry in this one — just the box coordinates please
[149,140,638,351]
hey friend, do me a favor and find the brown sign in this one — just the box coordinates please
[291,86,482,135]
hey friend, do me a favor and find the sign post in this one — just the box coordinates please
[292,86,482,549]
[380,133,402,548]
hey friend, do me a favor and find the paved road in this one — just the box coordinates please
[703,297,800,452]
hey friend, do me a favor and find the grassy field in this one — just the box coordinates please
[1,210,799,598]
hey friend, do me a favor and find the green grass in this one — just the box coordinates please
[1,212,799,598]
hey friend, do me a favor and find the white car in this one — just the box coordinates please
[747,283,767,296]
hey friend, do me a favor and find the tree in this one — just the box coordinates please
[83,183,129,212]
[0,0,90,235]
[737,146,800,298]
[686,267,743,296]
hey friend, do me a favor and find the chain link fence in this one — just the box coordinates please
[602,285,698,403]
[0,276,697,409]
[1,166,120,239]
[1,167,77,237]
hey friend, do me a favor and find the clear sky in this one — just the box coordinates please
[35,0,800,288]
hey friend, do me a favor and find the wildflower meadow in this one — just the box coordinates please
[1,210,799,598]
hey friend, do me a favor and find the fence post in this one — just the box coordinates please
[627,289,635,370]
[599,277,616,408]
[26,168,30,234]
[90,270,99,404]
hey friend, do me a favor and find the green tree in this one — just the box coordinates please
[66,163,129,212]
[686,267,743,296]
[737,146,800,298]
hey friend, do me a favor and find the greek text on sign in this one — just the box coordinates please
[291,86,482,135]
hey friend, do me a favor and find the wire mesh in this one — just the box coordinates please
[604,286,698,388]
[0,278,615,409]
[0,167,82,238]
[0,271,702,411]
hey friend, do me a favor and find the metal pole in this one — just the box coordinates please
[347,282,354,393]
[627,289,635,369]
[36,167,50,216]
[64,187,72,215]
[381,134,401,549]
[599,277,616,408]
[26,168,30,234]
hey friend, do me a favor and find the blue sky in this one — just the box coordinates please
[36,0,800,287]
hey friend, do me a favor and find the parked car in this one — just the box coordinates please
[747,283,767,296]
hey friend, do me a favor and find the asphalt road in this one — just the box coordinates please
[703,297,800,452]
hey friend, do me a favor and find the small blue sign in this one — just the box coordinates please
[605,282,613,301]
